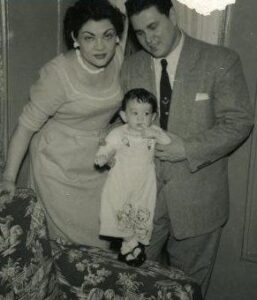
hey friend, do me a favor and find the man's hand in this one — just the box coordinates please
[141,127,160,139]
[155,133,186,162]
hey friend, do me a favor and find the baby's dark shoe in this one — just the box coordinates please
[118,243,146,267]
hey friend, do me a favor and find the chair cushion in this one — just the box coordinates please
[0,188,57,300]
[54,241,203,300]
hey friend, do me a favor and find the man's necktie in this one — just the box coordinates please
[160,59,172,130]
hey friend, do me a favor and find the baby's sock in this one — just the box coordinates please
[121,238,138,255]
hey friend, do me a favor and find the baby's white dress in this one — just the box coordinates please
[98,124,170,245]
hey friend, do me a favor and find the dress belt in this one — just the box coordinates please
[47,118,107,137]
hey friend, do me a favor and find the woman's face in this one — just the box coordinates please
[74,19,118,69]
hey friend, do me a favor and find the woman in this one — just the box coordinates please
[0,0,126,248]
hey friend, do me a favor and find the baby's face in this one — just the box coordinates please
[123,99,155,132]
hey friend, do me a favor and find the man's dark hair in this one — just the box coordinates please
[122,88,157,113]
[125,0,173,18]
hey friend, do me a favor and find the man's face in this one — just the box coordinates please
[130,6,179,58]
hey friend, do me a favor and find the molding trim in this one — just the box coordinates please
[242,88,257,263]
[0,0,9,176]
[57,0,62,54]
[219,5,233,46]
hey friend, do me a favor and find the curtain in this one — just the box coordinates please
[173,0,226,45]
[0,0,8,176]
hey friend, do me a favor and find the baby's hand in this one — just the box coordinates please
[95,154,108,167]
[95,149,116,168]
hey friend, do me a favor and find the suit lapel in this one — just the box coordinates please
[168,35,201,134]
[175,34,201,78]
[129,51,157,96]
[143,53,157,96]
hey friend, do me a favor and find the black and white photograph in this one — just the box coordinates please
[0,0,257,299]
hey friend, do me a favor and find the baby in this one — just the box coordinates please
[95,88,170,267]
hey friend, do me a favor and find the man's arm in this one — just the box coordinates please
[156,52,254,171]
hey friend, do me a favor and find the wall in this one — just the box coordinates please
[3,0,74,185]
[207,1,257,299]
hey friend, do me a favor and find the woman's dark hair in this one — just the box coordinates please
[64,0,125,49]
[122,88,157,113]
[125,0,173,18]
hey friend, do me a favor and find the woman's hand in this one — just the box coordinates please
[0,179,16,202]
[0,123,34,204]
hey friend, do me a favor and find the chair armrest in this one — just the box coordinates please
[0,188,58,299]
[54,242,203,299]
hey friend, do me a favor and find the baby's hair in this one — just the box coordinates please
[121,88,157,113]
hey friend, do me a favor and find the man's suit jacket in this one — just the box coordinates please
[121,34,253,239]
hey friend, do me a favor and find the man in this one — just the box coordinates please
[121,0,253,296]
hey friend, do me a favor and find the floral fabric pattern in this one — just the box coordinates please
[54,239,203,300]
[0,188,58,300]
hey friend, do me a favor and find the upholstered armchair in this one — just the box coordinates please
[0,188,203,300]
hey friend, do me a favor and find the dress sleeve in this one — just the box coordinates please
[19,61,66,131]
[96,127,122,157]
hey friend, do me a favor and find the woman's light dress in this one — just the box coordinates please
[19,49,123,247]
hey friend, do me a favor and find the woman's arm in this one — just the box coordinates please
[0,60,65,200]
[0,124,35,198]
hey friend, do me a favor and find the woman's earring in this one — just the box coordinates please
[116,37,120,44]
[73,41,79,49]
